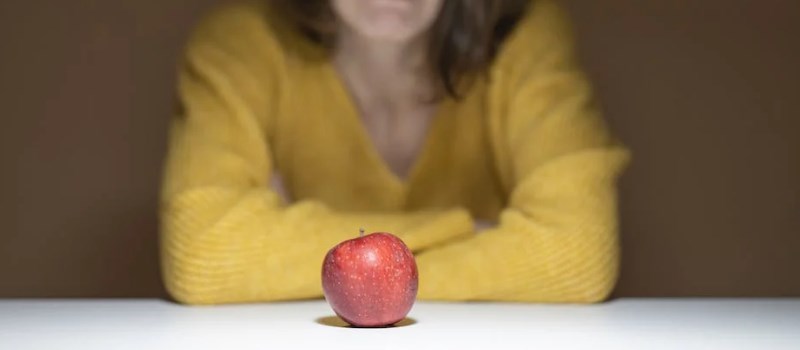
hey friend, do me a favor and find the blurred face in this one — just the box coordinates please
[331,0,445,43]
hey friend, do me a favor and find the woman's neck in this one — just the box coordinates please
[333,28,433,109]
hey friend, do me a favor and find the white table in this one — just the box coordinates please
[1,299,798,349]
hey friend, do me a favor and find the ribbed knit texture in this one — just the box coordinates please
[160,0,630,304]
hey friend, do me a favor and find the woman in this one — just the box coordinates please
[160,0,629,305]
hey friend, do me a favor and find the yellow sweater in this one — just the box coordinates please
[160,0,630,305]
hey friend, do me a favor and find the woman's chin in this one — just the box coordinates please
[355,22,419,43]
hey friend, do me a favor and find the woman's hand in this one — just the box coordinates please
[272,172,492,233]
[269,173,292,204]
[474,220,496,233]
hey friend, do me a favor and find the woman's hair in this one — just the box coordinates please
[272,0,531,98]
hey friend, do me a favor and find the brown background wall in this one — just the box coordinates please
[1,0,798,298]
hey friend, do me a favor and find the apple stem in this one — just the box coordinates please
[359,228,365,237]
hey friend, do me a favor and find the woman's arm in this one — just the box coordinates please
[160,4,472,305]
[414,0,630,303]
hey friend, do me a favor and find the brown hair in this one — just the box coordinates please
[272,0,531,98]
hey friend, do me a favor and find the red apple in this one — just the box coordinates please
[321,230,418,327]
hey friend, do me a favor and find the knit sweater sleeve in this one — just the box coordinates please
[415,0,631,303]
[159,3,472,305]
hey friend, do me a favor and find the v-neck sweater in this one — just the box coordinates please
[160,0,630,304]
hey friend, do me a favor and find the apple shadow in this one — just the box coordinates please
[315,315,417,328]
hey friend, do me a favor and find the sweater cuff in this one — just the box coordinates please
[399,209,474,252]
